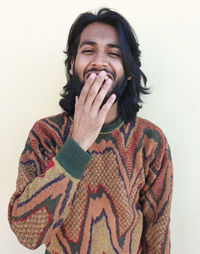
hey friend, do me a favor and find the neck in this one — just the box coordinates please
[104,102,118,125]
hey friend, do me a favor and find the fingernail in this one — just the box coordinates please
[106,79,112,85]
[99,71,106,77]
[90,73,96,79]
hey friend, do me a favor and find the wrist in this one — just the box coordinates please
[56,136,92,178]
[71,135,88,151]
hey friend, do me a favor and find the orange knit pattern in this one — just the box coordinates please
[8,113,173,254]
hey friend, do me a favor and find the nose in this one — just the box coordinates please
[91,51,108,69]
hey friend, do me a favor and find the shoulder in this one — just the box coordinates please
[132,117,170,152]
[135,117,172,165]
[136,116,167,139]
[32,112,70,132]
[29,112,73,143]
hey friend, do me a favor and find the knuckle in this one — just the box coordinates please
[96,116,103,125]
[101,104,108,112]
[81,87,87,96]
[87,77,95,85]
[83,106,89,114]
[90,112,96,120]
[88,86,97,96]
[102,102,111,111]
[101,85,109,94]
[95,94,104,103]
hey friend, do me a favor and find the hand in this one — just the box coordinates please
[71,71,116,151]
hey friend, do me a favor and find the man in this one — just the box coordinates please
[8,8,173,254]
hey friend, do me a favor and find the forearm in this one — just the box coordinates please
[141,137,173,253]
[8,137,91,249]
[141,192,172,253]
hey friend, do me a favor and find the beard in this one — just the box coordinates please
[68,71,128,106]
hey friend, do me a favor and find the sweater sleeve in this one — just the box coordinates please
[8,120,92,250]
[140,134,173,254]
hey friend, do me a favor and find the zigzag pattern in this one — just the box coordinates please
[8,113,173,254]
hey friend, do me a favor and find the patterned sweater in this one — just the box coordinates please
[8,113,173,254]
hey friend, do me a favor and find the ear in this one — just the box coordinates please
[69,59,74,75]
[127,76,132,80]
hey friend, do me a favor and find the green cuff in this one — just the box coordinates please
[55,136,92,179]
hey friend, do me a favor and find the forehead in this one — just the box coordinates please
[79,22,120,46]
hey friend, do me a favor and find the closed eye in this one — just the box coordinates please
[108,52,121,57]
[82,49,95,54]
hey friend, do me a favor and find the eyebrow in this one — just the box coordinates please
[79,40,121,50]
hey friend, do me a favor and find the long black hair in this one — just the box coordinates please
[59,8,150,123]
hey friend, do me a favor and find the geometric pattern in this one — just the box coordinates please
[8,112,173,254]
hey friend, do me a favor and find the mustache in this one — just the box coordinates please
[83,68,116,81]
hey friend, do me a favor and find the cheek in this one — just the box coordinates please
[116,65,125,79]
[111,59,124,75]
[75,56,90,75]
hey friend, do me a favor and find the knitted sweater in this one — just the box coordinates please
[8,113,173,254]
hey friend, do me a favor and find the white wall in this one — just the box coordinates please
[1,0,200,253]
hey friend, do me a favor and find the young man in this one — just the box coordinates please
[8,8,173,254]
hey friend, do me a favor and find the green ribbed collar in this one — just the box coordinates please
[69,114,124,134]
[100,115,123,134]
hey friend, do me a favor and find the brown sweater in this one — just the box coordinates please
[8,113,173,253]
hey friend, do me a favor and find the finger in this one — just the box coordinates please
[78,73,96,105]
[74,96,79,109]
[84,71,108,108]
[98,94,116,121]
[91,78,112,113]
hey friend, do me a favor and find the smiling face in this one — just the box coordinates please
[70,22,125,90]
